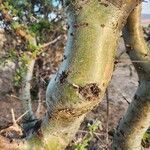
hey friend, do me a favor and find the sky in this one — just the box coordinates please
[142,1,150,14]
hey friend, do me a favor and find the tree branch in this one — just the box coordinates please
[112,4,150,150]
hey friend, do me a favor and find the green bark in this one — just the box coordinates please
[112,4,150,150]
[30,1,138,150]
[0,0,141,149]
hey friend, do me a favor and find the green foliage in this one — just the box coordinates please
[27,42,39,53]
[143,132,150,142]
[7,49,18,61]
[142,132,150,148]
[143,132,150,140]
[14,66,27,86]
[74,120,102,150]
[0,49,29,87]
[88,120,101,133]
[1,0,64,86]
[13,53,30,87]
[29,20,53,35]
[74,138,90,150]
[3,0,31,17]
[0,49,16,66]
[2,0,63,43]
[11,21,22,30]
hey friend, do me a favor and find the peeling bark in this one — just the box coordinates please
[112,4,150,150]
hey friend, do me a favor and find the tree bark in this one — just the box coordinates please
[0,0,141,149]
[19,37,37,121]
[24,1,138,150]
[112,4,150,150]
[19,58,35,121]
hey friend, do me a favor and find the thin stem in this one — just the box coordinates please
[106,89,109,145]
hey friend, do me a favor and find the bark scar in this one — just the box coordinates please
[78,83,101,100]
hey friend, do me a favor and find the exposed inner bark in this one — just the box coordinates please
[78,83,101,100]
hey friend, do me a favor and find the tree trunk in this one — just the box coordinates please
[0,1,140,149]
[112,4,150,150]
[27,1,138,150]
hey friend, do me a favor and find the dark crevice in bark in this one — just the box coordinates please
[78,83,101,101]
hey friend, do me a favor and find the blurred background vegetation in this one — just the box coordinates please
[0,0,66,98]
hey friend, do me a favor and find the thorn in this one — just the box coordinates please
[11,108,17,126]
